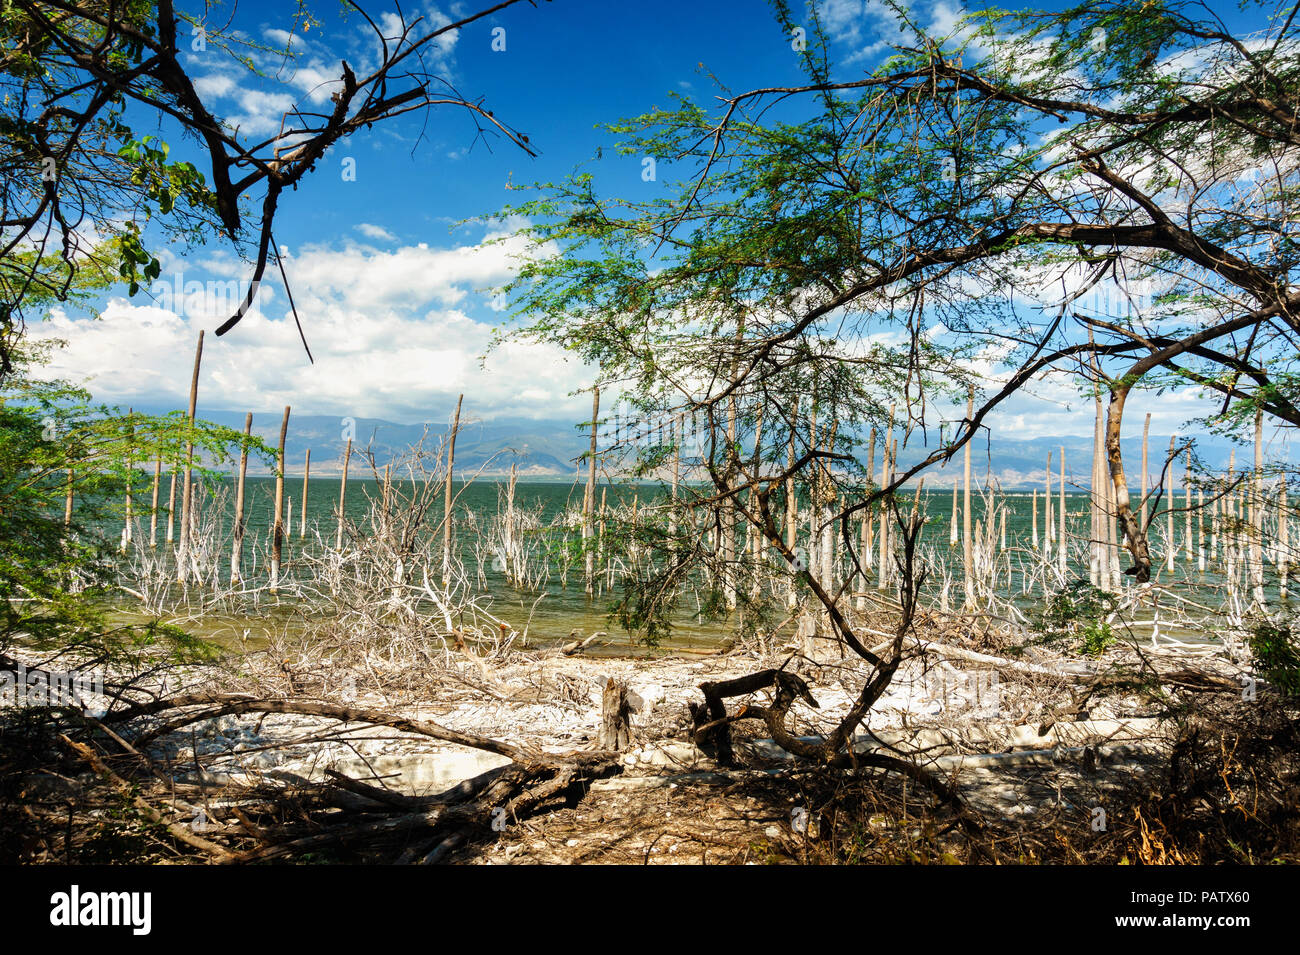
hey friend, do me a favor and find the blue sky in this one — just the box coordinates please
[28,0,1292,458]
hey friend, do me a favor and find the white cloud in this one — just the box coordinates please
[193,73,237,99]
[226,88,298,137]
[356,223,397,241]
[927,1,969,39]
[281,222,538,313]
[283,62,344,105]
[820,0,893,63]
[28,228,587,424]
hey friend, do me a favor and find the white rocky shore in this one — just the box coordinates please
[12,640,1179,818]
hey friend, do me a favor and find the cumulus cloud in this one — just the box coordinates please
[820,0,895,62]
[281,219,538,313]
[28,229,589,425]
[356,223,398,241]
[192,73,237,99]
[226,88,298,137]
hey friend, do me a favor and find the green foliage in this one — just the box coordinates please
[1080,619,1118,658]
[1247,614,1300,698]
[0,0,242,374]
[484,0,1300,645]
[1034,580,1120,658]
[0,341,270,664]
[602,516,686,647]
[111,134,220,294]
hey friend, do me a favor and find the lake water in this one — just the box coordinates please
[113,475,1249,649]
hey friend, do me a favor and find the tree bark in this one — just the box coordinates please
[963,386,974,605]
[1105,384,1153,583]
[584,388,599,597]
[599,678,632,752]
[299,448,311,539]
[230,413,251,585]
[336,437,352,551]
[149,453,161,549]
[443,394,463,587]
[270,405,290,594]
[177,330,203,583]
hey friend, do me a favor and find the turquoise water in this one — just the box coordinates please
[110,474,1249,646]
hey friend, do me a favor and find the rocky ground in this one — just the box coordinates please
[6,627,1288,864]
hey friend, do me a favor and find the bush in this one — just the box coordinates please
[1,341,260,667]
[1033,580,1120,658]
[1248,614,1300,698]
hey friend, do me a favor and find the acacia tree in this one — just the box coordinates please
[0,337,270,667]
[494,0,1300,768]
[0,0,542,378]
[505,0,1300,589]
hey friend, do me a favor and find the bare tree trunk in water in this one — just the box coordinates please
[583,388,599,598]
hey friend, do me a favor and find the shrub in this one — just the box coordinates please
[1248,614,1300,698]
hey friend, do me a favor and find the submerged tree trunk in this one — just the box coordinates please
[149,453,161,549]
[962,387,974,606]
[444,394,463,588]
[1058,447,1066,577]
[336,437,352,551]
[177,330,203,583]
[231,413,252,586]
[299,448,311,539]
[271,405,290,595]
[1045,450,1054,550]
[584,388,599,598]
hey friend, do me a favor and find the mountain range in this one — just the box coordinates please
[141,405,1279,487]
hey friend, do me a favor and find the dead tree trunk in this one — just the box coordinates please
[177,331,203,583]
[336,437,352,551]
[271,405,290,594]
[599,678,632,752]
[165,465,176,544]
[584,387,600,598]
[149,453,161,549]
[962,386,974,606]
[1045,450,1054,551]
[1058,447,1067,577]
[443,394,463,587]
[299,449,311,538]
[230,412,252,586]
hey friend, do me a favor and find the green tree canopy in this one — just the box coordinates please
[499,0,1300,595]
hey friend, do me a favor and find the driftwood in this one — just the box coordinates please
[561,631,607,656]
[57,734,234,863]
[90,690,624,864]
[685,509,994,857]
[104,693,541,762]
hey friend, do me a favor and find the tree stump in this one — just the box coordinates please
[599,678,632,751]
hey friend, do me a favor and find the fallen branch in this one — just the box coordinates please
[58,734,234,863]
[561,631,607,656]
[104,693,543,765]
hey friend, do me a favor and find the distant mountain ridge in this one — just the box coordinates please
[136,404,1279,486]
[159,408,587,478]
